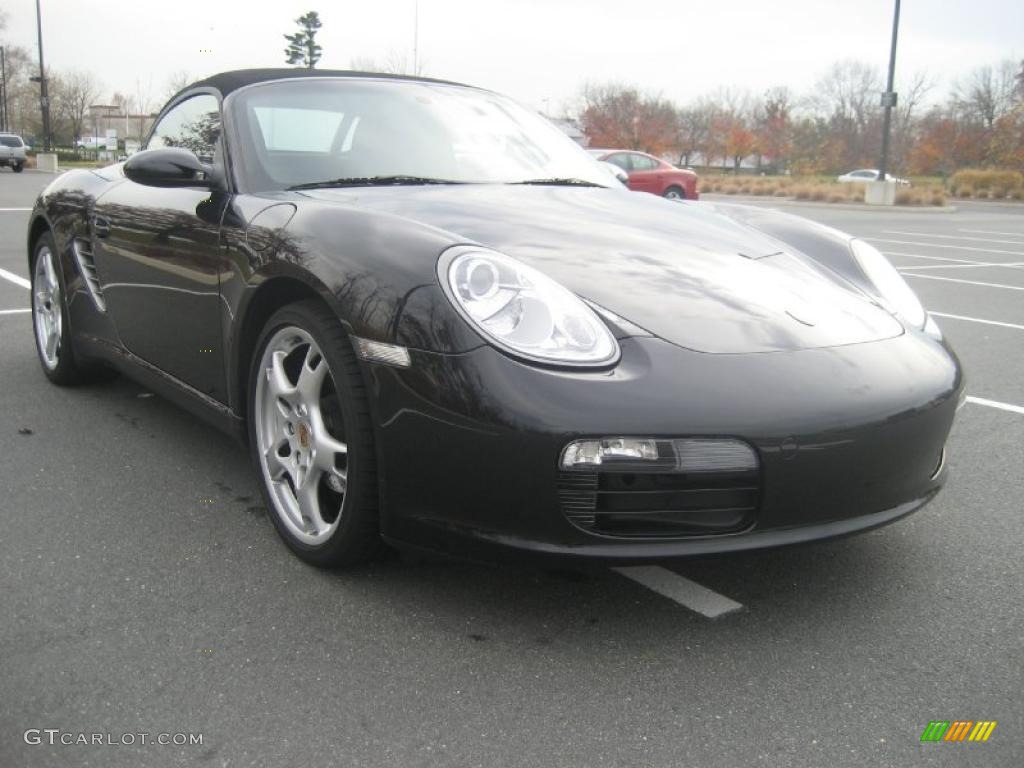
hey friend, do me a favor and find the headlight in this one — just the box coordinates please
[439,246,619,366]
[850,239,927,329]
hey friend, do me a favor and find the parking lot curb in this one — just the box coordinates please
[701,194,958,213]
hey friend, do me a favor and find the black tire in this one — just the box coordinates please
[12,162,24,173]
[247,299,382,567]
[30,232,110,385]
[663,185,686,200]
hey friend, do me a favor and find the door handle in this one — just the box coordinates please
[92,215,111,238]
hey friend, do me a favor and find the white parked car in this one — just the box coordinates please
[837,169,910,186]
[0,133,27,173]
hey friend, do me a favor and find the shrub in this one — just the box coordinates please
[895,190,915,205]
[949,169,1023,195]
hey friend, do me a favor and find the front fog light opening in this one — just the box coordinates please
[560,437,759,473]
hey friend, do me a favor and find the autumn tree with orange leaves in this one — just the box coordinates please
[576,57,1023,176]
[579,84,678,155]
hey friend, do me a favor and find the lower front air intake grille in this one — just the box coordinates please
[557,468,760,538]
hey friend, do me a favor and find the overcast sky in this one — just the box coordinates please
[3,0,1021,112]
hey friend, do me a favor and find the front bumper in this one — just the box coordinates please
[365,332,962,565]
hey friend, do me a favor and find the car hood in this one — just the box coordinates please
[299,185,903,354]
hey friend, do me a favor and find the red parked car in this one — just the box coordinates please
[589,149,699,200]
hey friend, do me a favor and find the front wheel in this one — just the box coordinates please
[31,233,98,384]
[12,162,24,173]
[663,185,686,200]
[248,300,382,567]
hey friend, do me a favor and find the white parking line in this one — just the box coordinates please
[902,273,1024,291]
[899,262,1024,271]
[0,308,30,315]
[884,230,1024,246]
[0,267,30,289]
[0,207,32,212]
[967,396,1024,416]
[930,311,1024,331]
[883,251,991,265]
[960,228,1024,238]
[614,566,743,618]
[869,238,1024,257]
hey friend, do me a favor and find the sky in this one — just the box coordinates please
[2,0,1021,113]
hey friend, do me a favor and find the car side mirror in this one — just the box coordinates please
[124,148,215,188]
[598,161,629,186]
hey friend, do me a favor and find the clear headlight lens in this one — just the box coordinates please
[440,247,619,366]
[851,239,927,330]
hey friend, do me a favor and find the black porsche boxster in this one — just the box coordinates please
[27,69,963,567]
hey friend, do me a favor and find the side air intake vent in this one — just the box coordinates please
[72,237,106,312]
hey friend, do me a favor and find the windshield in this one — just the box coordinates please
[229,78,611,191]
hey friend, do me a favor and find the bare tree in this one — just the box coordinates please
[676,103,712,167]
[0,44,38,136]
[809,60,883,169]
[350,50,426,76]
[954,60,1019,128]
[753,86,793,171]
[52,70,101,145]
[891,71,935,170]
[130,77,157,140]
[163,71,193,102]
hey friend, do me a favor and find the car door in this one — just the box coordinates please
[91,92,230,401]
[625,153,662,194]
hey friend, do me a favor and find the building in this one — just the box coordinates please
[84,104,157,145]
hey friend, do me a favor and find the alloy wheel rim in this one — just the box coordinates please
[666,189,682,199]
[33,246,62,370]
[255,326,349,545]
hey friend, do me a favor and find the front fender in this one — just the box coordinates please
[702,202,879,297]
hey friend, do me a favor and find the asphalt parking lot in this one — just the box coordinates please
[1,170,1021,767]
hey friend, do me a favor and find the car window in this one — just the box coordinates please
[604,153,631,171]
[255,106,349,152]
[148,94,222,163]
[853,170,875,179]
[231,79,613,191]
[630,154,657,171]
[0,136,23,147]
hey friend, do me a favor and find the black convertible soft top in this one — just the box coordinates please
[184,68,466,98]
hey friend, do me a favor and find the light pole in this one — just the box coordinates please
[1,46,8,133]
[878,0,901,182]
[412,0,419,75]
[34,0,53,151]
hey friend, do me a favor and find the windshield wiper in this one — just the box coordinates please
[512,177,606,187]
[287,175,465,191]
